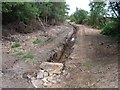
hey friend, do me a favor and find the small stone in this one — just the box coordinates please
[37,70,44,79]
[66,73,70,78]
[71,37,75,42]
[27,74,32,79]
[100,42,104,45]
[44,71,49,77]
[0,71,3,77]
[46,76,57,84]
[31,79,43,88]
[56,79,61,83]
[49,80,57,84]
[62,70,68,76]
[43,82,52,87]
[31,77,36,80]
[42,77,49,83]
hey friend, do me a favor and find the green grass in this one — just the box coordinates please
[15,52,24,56]
[83,62,94,70]
[11,41,20,48]
[22,54,34,62]
[15,51,34,62]
[32,39,42,44]
[32,39,44,45]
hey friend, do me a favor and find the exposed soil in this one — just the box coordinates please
[1,24,118,88]
[62,25,118,88]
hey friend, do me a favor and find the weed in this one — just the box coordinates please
[15,52,24,56]
[83,62,94,70]
[32,39,44,45]
[22,54,34,62]
[11,41,20,48]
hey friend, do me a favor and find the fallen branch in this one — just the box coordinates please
[37,17,48,36]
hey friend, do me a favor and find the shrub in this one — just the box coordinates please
[2,2,39,24]
[70,8,88,24]
[11,41,20,48]
[32,39,44,45]
[100,21,118,36]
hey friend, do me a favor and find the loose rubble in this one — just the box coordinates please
[40,62,64,75]
[25,62,65,88]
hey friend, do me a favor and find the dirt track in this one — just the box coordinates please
[2,24,118,88]
[58,25,118,88]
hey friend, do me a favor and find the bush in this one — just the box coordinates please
[11,41,20,48]
[2,2,39,24]
[100,21,118,36]
[70,8,88,24]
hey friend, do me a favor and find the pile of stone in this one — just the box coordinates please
[25,62,64,88]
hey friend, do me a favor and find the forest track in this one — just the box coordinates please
[52,24,118,88]
[1,24,119,88]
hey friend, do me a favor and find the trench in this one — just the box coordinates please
[22,24,79,88]
[48,24,79,64]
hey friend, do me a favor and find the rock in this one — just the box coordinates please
[66,73,70,79]
[43,75,58,84]
[71,37,75,42]
[0,71,3,77]
[37,70,44,79]
[48,79,57,84]
[43,82,52,87]
[42,77,49,83]
[31,77,36,80]
[40,62,64,75]
[27,74,33,79]
[100,42,104,45]
[62,70,68,76]
[43,71,49,77]
[31,79,43,88]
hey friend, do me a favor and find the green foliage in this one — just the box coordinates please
[70,8,88,24]
[101,21,118,35]
[100,1,120,42]
[36,2,69,24]
[22,54,34,61]
[83,61,94,70]
[101,20,120,42]
[88,2,106,28]
[15,52,24,56]
[2,2,69,25]
[15,3,39,24]
[11,41,20,48]
[32,39,44,45]
[2,2,39,24]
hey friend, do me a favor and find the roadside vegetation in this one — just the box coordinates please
[2,1,120,42]
[2,1,120,62]
[2,2,70,62]
[11,41,21,48]
[70,1,120,42]
[32,39,45,45]
[2,2,69,25]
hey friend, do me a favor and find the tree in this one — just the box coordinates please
[89,1,106,28]
[2,2,69,25]
[100,1,120,41]
[70,8,88,24]
[2,2,39,24]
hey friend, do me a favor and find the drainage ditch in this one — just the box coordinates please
[22,24,79,88]
[47,24,79,63]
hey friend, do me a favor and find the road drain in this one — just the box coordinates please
[22,24,79,88]
[48,24,79,63]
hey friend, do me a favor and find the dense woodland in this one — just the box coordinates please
[2,1,120,42]
[2,2,69,24]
